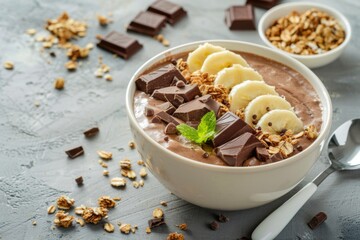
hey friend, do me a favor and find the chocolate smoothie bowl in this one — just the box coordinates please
[126,40,332,210]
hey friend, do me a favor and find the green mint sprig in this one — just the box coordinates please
[176,111,216,144]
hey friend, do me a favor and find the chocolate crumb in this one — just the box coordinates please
[266,107,270,111]
[65,146,84,159]
[176,80,185,88]
[297,145,303,151]
[308,212,327,230]
[83,127,99,138]
[75,176,83,186]
[151,116,162,123]
[202,152,209,158]
[129,141,136,149]
[268,122,273,127]
[218,214,229,223]
[209,221,219,230]
[171,59,177,65]
[252,114,257,119]
[164,136,169,142]
[144,106,155,117]
[164,122,177,135]
[50,52,56,57]
[280,129,287,136]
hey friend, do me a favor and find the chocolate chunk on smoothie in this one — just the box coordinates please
[213,112,255,147]
[136,64,186,94]
[151,84,201,103]
[97,31,143,59]
[158,102,176,115]
[164,122,177,135]
[215,132,264,166]
[246,0,278,9]
[173,95,221,122]
[127,11,166,36]
[225,5,256,30]
[255,147,270,161]
[147,0,187,25]
[156,111,180,125]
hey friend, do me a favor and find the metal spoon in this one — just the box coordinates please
[252,119,360,240]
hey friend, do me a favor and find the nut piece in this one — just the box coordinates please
[82,207,108,224]
[137,160,145,166]
[119,223,132,234]
[98,196,116,208]
[176,223,187,231]
[26,28,37,35]
[104,222,115,233]
[75,205,86,215]
[54,211,74,228]
[76,218,85,227]
[139,179,144,187]
[128,141,136,149]
[152,208,164,219]
[119,159,132,169]
[139,167,147,178]
[65,60,77,70]
[110,177,126,187]
[97,150,112,160]
[132,181,140,188]
[167,232,184,240]
[3,61,14,70]
[97,15,110,26]
[56,195,75,210]
[305,125,318,139]
[54,78,65,90]
[47,205,56,214]
[146,226,151,234]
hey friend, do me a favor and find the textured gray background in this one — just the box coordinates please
[0,0,359,239]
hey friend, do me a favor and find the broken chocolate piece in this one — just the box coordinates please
[218,214,229,223]
[255,147,270,161]
[144,106,155,117]
[97,31,143,59]
[152,84,200,104]
[269,152,283,162]
[176,80,185,88]
[156,111,180,125]
[65,146,84,159]
[83,127,99,138]
[164,122,177,135]
[127,11,166,36]
[147,0,187,25]
[213,112,255,147]
[173,95,221,122]
[209,221,219,230]
[246,0,278,9]
[151,116,162,123]
[308,212,327,230]
[158,102,176,115]
[166,94,184,108]
[75,176,83,186]
[215,132,264,166]
[225,5,256,30]
[148,217,165,228]
[136,64,186,94]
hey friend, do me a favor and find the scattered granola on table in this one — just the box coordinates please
[97,150,112,160]
[3,61,14,70]
[54,211,75,228]
[167,232,185,240]
[47,205,56,214]
[104,222,115,233]
[110,177,127,187]
[82,207,108,224]
[119,223,132,234]
[56,195,75,210]
[176,223,188,231]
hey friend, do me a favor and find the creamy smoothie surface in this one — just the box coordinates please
[133,43,322,167]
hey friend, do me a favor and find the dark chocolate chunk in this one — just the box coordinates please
[156,111,180,125]
[148,217,165,228]
[151,116,162,123]
[218,214,229,223]
[158,102,176,115]
[75,176,83,186]
[173,95,221,122]
[144,106,155,117]
[225,5,256,30]
[127,11,167,36]
[164,122,177,135]
[83,127,99,138]
[136,64,186,94]
[176,80,185,88]
[255,147,270,161]
[202,152,209,158]
[152,84,200,103]
[50,52,56,57]
[246,0,278,9]
[215,132,264,166]
[270,152,283,162]
[297,145,303,151]
[97,31,143,59]
[213,112,255,147]
[308,212,327,230]
[147,0,187,25]
[65,146,84,159]
[209,221,219,230]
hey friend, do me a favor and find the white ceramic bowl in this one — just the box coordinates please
[126,40,332,210]
[258,2,351,69]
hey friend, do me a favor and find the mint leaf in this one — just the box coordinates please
[176,111,217,145]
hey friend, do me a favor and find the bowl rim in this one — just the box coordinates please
[258,1,352,60]
[126,40,332,173]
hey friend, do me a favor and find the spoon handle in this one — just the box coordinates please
[251,182,317,240]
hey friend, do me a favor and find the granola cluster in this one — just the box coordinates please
[82,207,108,224]
[266,8,345,55]
[98,196,116,209]
[56,195,75,210]
[54,211,75,228]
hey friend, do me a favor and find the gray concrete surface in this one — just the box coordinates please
[0,0,359,239]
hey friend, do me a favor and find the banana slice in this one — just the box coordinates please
[257,109,303,134]
[214,64,263,90]
[187,43,226,73]
[244,95,293,127]
[201,50,249,75]
[229,81,278,112]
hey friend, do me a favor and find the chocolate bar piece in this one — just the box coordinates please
[147,0,187,25]
[136,64,186,94]
[148,217,165,228]
[215,132,264,166]
[225,5,256,30]
[152,84,201,103]
[65,146,84,159]
[158,102,176,115]
[255,147,270,161]
[246,0,278,9]
[97,31,142,59]
[83,127,99,138]
[173,95,221,122]
[127,11,166,36]
[308,212,327,230]
[156,111,180,125]
[213,112,255,147]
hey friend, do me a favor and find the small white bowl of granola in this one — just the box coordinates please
[258,2,351,68]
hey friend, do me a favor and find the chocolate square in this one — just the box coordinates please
[97,31,143,59]
[225,5,256,30]
[147,0,187,25]
[127,11,167,36]
[246,0,278,9]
